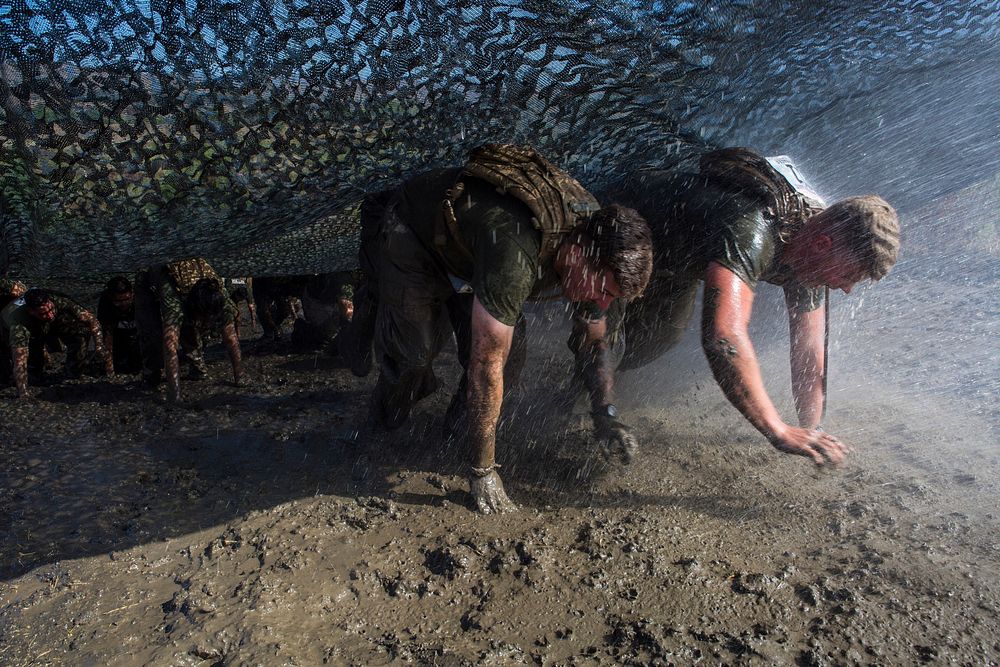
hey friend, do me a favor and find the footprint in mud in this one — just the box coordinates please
[952,473,977,486]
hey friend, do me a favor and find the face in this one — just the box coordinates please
[794,238,869,294]
[113,291,134,312]
[560,254,624,310]
[28,300,56,322]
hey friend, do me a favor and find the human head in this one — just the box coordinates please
[104,275,134,312]
[228,283,249,304]
[1,278,27,300]
[555,204,653,309]
[186,278,227,325]
[24,288,56,322]
[791,195,900,293]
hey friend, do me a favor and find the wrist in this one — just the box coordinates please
[591,403,619,419]
[762,420,789,443]
[470,462,500,477]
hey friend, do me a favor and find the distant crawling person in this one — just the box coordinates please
[97,276,142,374]
[291,271,357,353]
[599,148,900,465]
[135,258,242,402]
[1,288,113,398]
[251,275,308,344]
[343,144,653,513]
[224,276,257,337]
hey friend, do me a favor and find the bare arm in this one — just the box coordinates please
[221,321,243,385]
[12,345,29,397]
[570,315,614,410]
[466,297,519,513]
[787,298,825,428]
[102,330,114,367]
[467,297,514,469]
[569,313,638,462]
[79,310,113,375]
[163,323,182,402]
[701,262,847,465]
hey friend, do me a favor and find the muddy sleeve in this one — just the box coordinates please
[784,283,825,313]
[152,266,185,329]
[470,211,541,327]
[6,321,32,349]
[222,295,237,327]
[51,294,89,322]
[704,206,774,289]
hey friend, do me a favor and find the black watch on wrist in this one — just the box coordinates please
[593,403,618,419]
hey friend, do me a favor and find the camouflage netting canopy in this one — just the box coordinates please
[2,0,999,278]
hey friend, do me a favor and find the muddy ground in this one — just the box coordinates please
[2,256,998,666]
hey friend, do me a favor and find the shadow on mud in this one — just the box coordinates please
[0,370,749,581]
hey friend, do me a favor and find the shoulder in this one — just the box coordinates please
[1,300,25,325]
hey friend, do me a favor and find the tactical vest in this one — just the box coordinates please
[438,144,601,263]
[165,258,219,296]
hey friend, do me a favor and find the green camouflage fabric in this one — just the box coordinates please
[165,258,220,296]
[445,144,600,264]
[1,2,996,278]
[149,264,236,330]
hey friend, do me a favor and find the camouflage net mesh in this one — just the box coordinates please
[2,0,999,279]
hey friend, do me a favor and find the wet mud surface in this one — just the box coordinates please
[2,266,999,665]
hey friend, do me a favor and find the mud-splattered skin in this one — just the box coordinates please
[77,309,114,377]
[12,345,29,397]
[466,297,517,513]
[221,322,243,386]
[701,263,848,466]
[570,315,638,462]
[164,324,183,403]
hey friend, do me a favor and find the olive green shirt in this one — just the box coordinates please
[611,171,824,312]
[399,169,559,326]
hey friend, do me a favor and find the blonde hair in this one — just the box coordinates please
[818,195,900,280]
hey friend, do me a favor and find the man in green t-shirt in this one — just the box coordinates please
[1,288,113,398]
[345,145,654,514]
[598,148,901,466]
[135,259,242,403]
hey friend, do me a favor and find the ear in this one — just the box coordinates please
[812,233,833,254]
[557,239,585,269]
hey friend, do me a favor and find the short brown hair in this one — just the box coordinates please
[576,204,653,298]
[817,195,900,280]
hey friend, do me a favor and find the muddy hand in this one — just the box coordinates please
[469,469,517,514]
[770,425,851,466]
[594,414,639,464]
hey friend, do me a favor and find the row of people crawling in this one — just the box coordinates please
[3,144,901,513]
[0,266,357,403]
